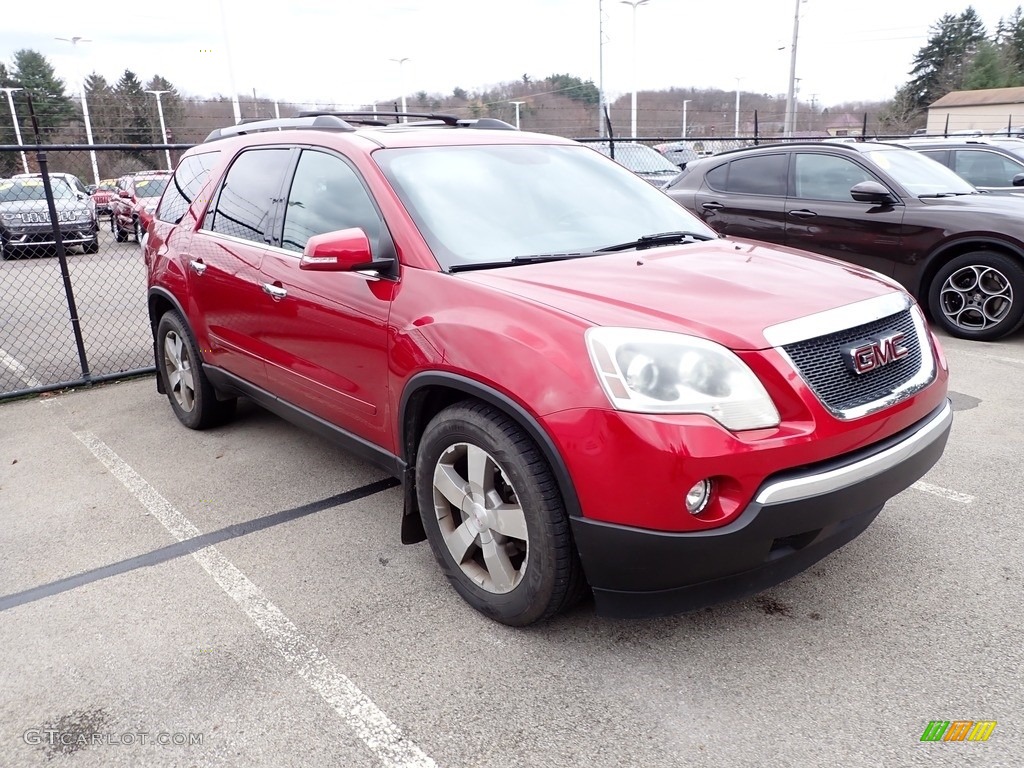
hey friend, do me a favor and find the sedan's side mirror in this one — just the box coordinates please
[850,180,895,204]
[1012,173,1024,187]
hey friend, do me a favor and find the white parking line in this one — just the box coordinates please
[0,346,43,389]
[959,350,1024,367]
[73,430,438,768]
[912,480,975,504]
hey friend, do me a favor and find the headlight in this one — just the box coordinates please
[586,327,780,430]
[0,212,19,224]
[75,209,92,222]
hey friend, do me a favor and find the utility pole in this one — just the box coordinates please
[783,0,802,137]
[508,101,525,129]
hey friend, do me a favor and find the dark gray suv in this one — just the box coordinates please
[894,138,1024,196]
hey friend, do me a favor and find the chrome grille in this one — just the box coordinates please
[782,309,922,413]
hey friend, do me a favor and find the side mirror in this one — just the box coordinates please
[850,180,894,204]
[299,227,393,274]
[1012,173,1024,187]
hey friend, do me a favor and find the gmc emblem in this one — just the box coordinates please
[841,332,909,375]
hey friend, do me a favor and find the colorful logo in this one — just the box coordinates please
[920,720,997,742]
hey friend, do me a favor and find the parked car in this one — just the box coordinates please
[112,171,172,242]
[13,171,97,221]
[665,140,1024,341]
[145,113,951,625]
[90,182,118,217]
[587,141,682,186]
[893,138,1024,196]
[653,141,703,169]
[0,177,99,259]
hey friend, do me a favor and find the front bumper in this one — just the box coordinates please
[2,222,96,248]
[572,399,953,618]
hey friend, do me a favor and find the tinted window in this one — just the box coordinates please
[281,150,382,254]
[705,163,728,190]
[206,148,291,244]
[952,150,1024,187]
[158,152,220,224]
[724,155,788,196]
[793,154,875,201]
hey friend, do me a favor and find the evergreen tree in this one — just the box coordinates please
[9,49,76,138]
[84,72,119,143]
[906,9,988,110]
[113,69,153,144]
[963,39,1021,89]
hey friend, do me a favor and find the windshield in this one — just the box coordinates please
[136,178,170,196]
[590,143,681,174]
[375,143,717,269]
[861,146,977,196]
[0,180,75,202]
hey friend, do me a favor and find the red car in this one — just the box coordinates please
[144,113,952,626]
[89,182,117,217]
[111,171,171,243]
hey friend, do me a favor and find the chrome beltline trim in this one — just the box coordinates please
[754,399,952,506]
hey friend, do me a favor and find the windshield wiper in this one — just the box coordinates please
[596,230,716,252]
[448,252,597,273]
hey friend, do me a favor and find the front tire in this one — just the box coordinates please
[112,214,127,243]
[155,311,236,429]
[83,237,99,254]
[416,401,585,626]
[928,251,1024,341]
[134,217,143,242]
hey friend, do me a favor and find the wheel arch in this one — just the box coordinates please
[148,288,192,395]
[915,236,1024,304]
[397,372,582,545]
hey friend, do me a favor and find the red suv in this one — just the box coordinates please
[144,112,952,626]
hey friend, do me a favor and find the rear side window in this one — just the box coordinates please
[157,152,220,224]
[721,155,788,196]
[204,148,291,244]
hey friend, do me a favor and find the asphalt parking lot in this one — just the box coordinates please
[0,330,1021,767]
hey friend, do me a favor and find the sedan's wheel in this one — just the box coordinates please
[155,311,236,429]
[416,401,585,626]
[928,252,1024,341]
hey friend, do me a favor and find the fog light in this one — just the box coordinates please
[685,479,713,515]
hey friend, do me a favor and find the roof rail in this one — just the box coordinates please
[203,114,356,143]
[297,111,518,130]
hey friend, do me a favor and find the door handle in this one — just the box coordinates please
[788,209,817,219]
[189,259,206,275]
[701,201,724,211]
[262,282,288,301]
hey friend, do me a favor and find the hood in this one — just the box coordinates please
[457,238,903,350]
[0,199,52,214]
[918,192,1024,219]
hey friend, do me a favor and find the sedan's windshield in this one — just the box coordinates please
[0,180,75,202]
[862,146,977,196]
[375,144,716,269]
[590,143,681,174]
[136,178,170,197]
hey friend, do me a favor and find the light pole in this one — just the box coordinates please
[508,101,525,129]
[734,77,741,136]
[216,0,242,124]
[681,99,691,139]
[145,90,172,171]
[598,0,607,136]
[0,87,29,174]
[54,36,100,186]
[390,57,410,121]
[783,0,803,137]
[621,0,650,139]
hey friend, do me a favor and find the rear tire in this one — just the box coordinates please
[155,311,236,429]
[927,251,1024,340]
[416,401,586,626]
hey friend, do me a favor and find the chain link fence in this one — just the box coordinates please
[0,144,191,400]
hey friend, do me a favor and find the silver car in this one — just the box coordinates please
[0,178,99,259]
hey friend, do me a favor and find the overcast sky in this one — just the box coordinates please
[2,0,1022,111]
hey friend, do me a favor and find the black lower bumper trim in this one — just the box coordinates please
[572,400,952,619]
